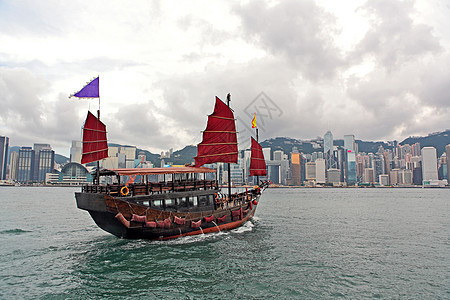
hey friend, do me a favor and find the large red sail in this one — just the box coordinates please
[194,97,238,167]
[249,137,267,176]
[81,111,108,164]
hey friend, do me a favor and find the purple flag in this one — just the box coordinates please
[72,77,99,98]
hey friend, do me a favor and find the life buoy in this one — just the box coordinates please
[120,186,129,196]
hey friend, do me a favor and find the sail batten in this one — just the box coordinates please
[195,97,238,167]
[249,137,267,176]
[81,111,108,164]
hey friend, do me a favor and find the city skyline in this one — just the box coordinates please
[1,1,450,156]
[3,127,450,159]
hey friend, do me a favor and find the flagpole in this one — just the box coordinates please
[256,126,259,185]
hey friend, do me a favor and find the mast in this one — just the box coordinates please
[226,93,232,202]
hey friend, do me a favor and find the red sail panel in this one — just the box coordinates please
[195,97,238,167]
[81,111,108,164]
[249,137,267,176]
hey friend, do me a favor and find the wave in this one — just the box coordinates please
[0,228,32,235]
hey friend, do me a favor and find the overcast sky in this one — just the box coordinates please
[1,0,449,156]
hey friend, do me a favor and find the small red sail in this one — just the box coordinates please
[195,97,238,167]
[81,111,108,164]
[249,137,267,176]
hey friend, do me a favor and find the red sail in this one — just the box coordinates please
[81,111,108,164]
[249,137,267,176]
[194,97,238,167]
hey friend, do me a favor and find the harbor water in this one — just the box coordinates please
[0,187,448,299]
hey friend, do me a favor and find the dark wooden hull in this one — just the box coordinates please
[75,191,261,240]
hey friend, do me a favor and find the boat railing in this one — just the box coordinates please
[82,179,217,196]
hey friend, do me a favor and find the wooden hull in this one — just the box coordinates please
[75,191,261,240]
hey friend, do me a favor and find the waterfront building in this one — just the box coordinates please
[9,151,19,181]
[18,147,34,184]
[290,151,302,186]
[390,169,400,185]
[0,136,9,180]
[326,168,340,185]
[266,159,289,185]
[421,147,438,184]
[346,151,357,185]
[363,168,375,183]
[315,158,326,184]
[379,174,389,186]
[446,145,450,184]
[413,166,422,185]
[32,144,51,181]
[37,148,55,182]
[305,162,316,182]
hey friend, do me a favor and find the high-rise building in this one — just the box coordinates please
[263,148,271,161]
[291,152,302,186]
[421,147,438,183]
[18,147,34,183]
[326,168,340,185]
[33,144,51,181]
[9,151,19,181]
[37,149,55,182]
[0,136,9,180]
[346,151,357,185]
[324,131,336,168]
[344,134,356,152]
[70,140,82,163]
[315,158,326,184]
[305,162,316,181]
[446,145,450,185]
[363,168,375,183]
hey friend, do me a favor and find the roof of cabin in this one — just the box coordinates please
[103,167,216,176]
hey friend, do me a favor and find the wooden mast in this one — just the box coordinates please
[226,93,232,202]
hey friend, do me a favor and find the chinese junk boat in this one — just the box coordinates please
[75,89,268,240]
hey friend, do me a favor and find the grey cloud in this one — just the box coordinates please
[233,0,345,81]
[352,0,441,69]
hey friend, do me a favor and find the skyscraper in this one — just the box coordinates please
[291,151,301,186]
[0,136,9,180]
[18,147,34,184]
[346,151,357,185]
[344,134,356,152]
[324,131,336,168]
[446,145,450,185]
[421,147,438,183]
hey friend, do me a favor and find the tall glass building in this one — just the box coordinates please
[0,136,9,180]
[346,151,357,185]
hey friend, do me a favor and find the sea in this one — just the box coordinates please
[0,187,448,299]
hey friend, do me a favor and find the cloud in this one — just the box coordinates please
[234,0,345,81]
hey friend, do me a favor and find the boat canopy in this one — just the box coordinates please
[105,167,216,176]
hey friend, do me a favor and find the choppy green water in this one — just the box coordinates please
[0,187,449,299]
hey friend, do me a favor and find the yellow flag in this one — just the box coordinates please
[251,113,257,128]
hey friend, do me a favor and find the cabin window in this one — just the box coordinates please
[166,199,176,210]
[198,195,210,207]
[192,197,198,207]
[187,197,194,207]
[153,199,163,207]
[179,197,188,207]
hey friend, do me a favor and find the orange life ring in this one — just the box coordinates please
[120,186,129,196]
